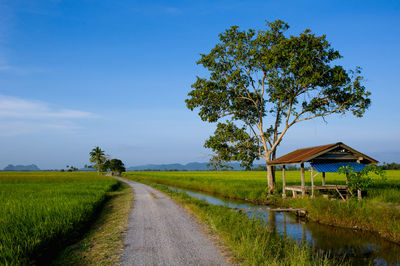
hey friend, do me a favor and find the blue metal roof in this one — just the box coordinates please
[310,162,366,173]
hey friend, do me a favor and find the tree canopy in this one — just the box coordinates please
[108,159,126,176]
[89,146,126,176]
[186,20,371,192]
[89,146,107,174]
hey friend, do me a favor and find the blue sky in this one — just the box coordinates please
[0,0,399,169]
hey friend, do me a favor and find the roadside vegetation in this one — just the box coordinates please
[54,182,133,265]
[124,170,400,242]
[132,180,341,265]
[0,172,120,265]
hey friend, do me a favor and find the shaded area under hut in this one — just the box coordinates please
[268,142,378,200]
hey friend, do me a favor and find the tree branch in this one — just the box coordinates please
[273,101,281,142]
[290,103,345,126]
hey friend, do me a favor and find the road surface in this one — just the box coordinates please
[117,178,229,266]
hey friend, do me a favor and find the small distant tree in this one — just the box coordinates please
[252,165,267,171]
[89,146,107,174]
[108,159,126,176]
[381,162,400,170]
[207,154,233,171]
[338,165,386,200]
[66,165,78,172]
[99,159,110,173]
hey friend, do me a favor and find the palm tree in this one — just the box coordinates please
[89,146,106,174]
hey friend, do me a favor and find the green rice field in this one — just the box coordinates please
[124,170,400,242]
[124,170,400,204]
[0,172,119,265]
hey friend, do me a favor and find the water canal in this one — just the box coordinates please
[165,185,400,265]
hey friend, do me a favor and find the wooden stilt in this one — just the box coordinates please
[311,167,315,198]
[335,186,346,201]
[282,165,286,198]
[322,172,326,186]
[301,163,305,198]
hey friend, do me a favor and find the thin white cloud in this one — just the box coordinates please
[0,94,94,119]
[0,94,95,136]
[0,120,80,137]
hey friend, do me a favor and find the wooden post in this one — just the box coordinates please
[322,172,326,186]
[311,167,315,198]
[282,165,286,198]
[301,163,305,198]
[358,189,362,200]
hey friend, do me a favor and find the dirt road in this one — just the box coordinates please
[118,178,228,266]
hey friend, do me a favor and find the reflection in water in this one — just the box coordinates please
[268,211,277,234]
[166,185,400,265]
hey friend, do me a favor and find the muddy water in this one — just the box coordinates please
[166,186,400,265]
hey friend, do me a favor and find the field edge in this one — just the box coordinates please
[52,181,134,265]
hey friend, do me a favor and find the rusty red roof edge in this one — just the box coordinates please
[268,142,366,165]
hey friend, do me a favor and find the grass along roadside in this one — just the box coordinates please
[133,179,341,266]
[53,182,133,265]
[124,171,400,243]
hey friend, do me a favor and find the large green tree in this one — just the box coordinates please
[186,20,371,193]
[89,146,107,174]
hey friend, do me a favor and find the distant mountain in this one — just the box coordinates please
[127,162,247,171]
[3,164,40,171]
[79,167,96,171]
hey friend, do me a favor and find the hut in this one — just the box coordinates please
[268,142,378,200]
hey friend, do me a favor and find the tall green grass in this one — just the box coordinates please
[0,172,119,265]
[124,170,400,242]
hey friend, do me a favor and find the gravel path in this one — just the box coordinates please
[118,178,229,266]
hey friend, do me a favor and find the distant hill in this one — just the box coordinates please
[3,164,40,171]
[127,162,247,171]
[79,167,96,171]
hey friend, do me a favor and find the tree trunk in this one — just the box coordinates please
[265,149,277,194]
[267,164,276,193]
[271,149,277,183]
[357,189,362,200]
